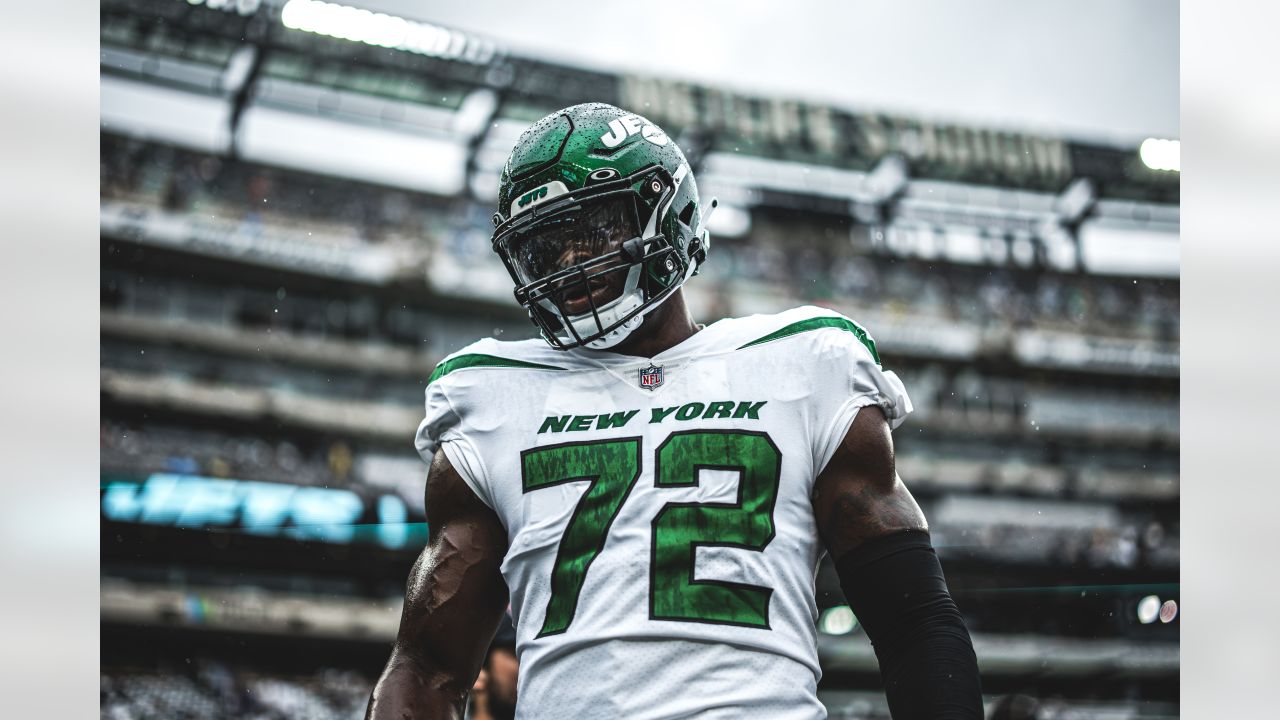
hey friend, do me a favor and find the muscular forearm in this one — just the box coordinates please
[366,452,508,719]
[834,530,982,720]
[366,647,471,720]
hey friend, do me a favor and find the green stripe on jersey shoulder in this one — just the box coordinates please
[428,353,566,385]
[737,316,881,365]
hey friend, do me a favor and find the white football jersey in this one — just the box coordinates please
[416,305,912,719]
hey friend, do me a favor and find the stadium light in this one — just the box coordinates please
[705,202,751,238]
[1137,594,1161,624]
[818,605,858,635]
[1139,138,1180,172]
[279,0,494,63]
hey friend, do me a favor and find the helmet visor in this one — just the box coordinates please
[505,194,641,288]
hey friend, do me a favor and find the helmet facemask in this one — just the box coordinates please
[493,168,687,350]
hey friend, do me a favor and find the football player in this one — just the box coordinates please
[367,104,981,719]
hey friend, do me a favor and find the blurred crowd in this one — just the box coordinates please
[98,329,1176,444]
[100,133,1179,343]
[101,662,372,720]
[933,522,1178,574]
[102,618,520,720]
[100,662,1168,720]
[101,135,449,245]
[707,241,1178,341]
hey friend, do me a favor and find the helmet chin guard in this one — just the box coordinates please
[560,272,680,351]
[558,265,644,349]
[580,311,644,350]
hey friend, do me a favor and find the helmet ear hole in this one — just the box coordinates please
[678,201,696,229]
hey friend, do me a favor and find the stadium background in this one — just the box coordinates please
[98,1,1179,717]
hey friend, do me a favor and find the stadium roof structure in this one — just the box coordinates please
[104,0,1178,206]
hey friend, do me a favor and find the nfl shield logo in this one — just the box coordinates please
[639,363,664,390]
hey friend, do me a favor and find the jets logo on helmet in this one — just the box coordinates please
[599,114,669,148]
[511,181,569,218]
[491,103,713,351]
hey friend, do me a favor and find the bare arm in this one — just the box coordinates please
[812,404,927,557]
[366,450,510,720]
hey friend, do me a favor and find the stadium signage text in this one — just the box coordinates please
[101,473,422,548]
[621,77,1074,185]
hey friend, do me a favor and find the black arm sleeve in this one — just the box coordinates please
[834,530,983,719]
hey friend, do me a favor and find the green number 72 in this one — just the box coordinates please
[520,430,782,638]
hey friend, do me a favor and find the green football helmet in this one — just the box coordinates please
[491,103,713,350]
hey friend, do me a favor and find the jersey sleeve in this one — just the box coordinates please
[413,377,497,511]
[808,317,913,475]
